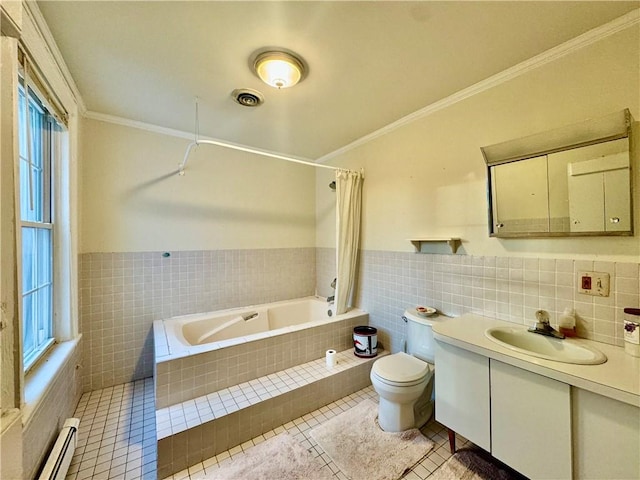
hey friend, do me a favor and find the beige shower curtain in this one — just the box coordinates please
[335,169,363,315]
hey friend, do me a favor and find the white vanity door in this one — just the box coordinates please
[490,360,572,479]
[434,341,490,451]
[572,388,640,479]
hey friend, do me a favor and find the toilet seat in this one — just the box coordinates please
[371,352,430,387]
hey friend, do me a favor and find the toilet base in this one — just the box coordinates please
[378,396,417,432]
[413,395,434,429]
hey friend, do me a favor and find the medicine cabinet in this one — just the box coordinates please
[482,109,634,238]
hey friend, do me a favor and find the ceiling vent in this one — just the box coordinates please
[232,88,264,107]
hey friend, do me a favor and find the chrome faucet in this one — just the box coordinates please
[327,278,336,304]
[528,310,565,339]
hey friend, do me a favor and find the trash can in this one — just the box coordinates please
[353,326,378,358]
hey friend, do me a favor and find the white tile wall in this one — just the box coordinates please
[80,248,316,392]
[156,349,374,438]
[156,352,375,477]
[317,249,639,354]
[154,315,366,409]
[82,246,638,393]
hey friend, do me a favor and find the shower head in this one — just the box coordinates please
[329,181,336,191]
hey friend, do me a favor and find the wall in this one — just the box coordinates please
[81,119,316,253]
[316,24,640,352]
[79,118,318,390]
[0,2,83,478]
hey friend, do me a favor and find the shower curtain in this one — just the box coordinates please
[335,169,363,315]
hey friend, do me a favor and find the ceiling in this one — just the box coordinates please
[37,1,639,160]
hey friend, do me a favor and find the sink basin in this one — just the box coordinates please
[485,326,607,365]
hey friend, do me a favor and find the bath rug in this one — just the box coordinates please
[309,398,434,480]
[202,432,332,480]
[428,448,527,480]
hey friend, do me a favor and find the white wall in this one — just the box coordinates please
[81,119,317,253]
[316,26,640,262]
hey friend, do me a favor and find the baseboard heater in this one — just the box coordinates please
[38,418,80,480]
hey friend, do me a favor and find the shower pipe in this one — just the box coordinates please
[178,139,342,176]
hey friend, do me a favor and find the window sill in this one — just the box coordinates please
[23,335,81,426]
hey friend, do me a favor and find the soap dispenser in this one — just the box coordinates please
[558,308,576,337]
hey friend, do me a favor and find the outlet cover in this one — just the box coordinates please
[578,271,610,297]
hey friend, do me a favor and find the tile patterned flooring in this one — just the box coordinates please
[66,379,470,480]
[156,349,372,439]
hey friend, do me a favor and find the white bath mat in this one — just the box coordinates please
[310,399,434,480]
[202,432,332,480]
[429,449,526,480]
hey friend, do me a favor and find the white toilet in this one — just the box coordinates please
[370,308,447,432]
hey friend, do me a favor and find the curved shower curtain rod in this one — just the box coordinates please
[178,98,358,176]
[178,138,342,176]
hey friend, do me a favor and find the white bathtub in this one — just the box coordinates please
[156,296,363,358]
[153,296,369,408]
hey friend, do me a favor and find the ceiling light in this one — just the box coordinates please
[253,51,305,89]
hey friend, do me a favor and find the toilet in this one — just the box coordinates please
[370,308,447,432]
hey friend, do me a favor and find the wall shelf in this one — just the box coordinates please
[409,238,461,254]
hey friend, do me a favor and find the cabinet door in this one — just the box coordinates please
[604,168,631,231]
[491,360,572,479]
[572,388,640,479]
[434,341,490,451]
[568,172,605,232]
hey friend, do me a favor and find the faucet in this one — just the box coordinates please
[327,278,336,304]
[528,310,565,339]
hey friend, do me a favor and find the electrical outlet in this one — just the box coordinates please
[578,271,610,297]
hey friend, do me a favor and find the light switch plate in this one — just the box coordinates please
[578,271,610,297]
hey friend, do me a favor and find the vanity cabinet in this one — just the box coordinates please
[433,314,640,479]
[434,342,490,451]
[572,388,640,479]
[435,342,572,479]
[490,360,572,479]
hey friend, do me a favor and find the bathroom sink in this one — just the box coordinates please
[485,326,607,365]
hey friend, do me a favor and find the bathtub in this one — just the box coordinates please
[153,296,369,408]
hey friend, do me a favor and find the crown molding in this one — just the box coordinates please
[84,111,196,141]
[84,111,318,166]
[81,8,639,164]
[23,0,86,114]
[317,8,640,164]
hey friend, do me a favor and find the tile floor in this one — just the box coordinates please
[156,349,372,439]
[66,379,470,480]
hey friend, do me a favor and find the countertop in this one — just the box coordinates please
[433,313,640,407]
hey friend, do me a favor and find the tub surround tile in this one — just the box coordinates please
[156,349,376,439]
[154,313,367,409]
[156,349,379,478]
[83,246,638,397]
[80,248,316,392]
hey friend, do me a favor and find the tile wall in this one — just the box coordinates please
[156,354,375,478]
[81,245,639,394]
[79,248,316,392]
[316,248,639,354]
[154,314,367,408]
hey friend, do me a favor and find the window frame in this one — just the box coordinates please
[18,80,58,373]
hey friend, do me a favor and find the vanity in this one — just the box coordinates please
[433,314,640,480]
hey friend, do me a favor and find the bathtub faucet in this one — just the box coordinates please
[242,312,258,321]
[327,296,335,303]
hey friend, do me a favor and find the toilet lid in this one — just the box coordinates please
[372,352,429,384]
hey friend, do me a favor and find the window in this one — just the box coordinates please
[18,83,59,371]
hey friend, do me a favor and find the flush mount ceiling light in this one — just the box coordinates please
[253,50,305,89]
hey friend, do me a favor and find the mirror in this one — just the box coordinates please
[483,110,633,238]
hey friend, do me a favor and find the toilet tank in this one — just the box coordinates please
[404,308,447,363]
